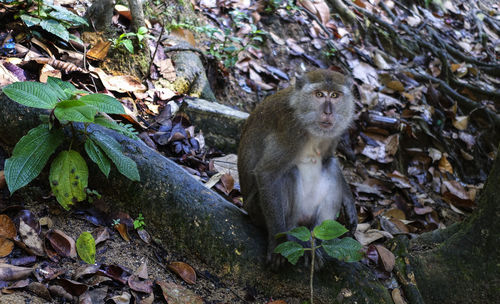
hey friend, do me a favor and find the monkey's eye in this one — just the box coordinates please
[315,91,324,98]
[330,92,338,98]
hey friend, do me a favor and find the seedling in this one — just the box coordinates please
[133,213,146,230]
[274,220,363,304]
[2,78,140,210]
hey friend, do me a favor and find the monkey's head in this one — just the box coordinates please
[290,69,354,139]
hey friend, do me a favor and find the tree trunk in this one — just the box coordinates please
[86,0,114,31]
[408,147,500,303]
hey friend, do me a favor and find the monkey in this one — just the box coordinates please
[237,69,358,269]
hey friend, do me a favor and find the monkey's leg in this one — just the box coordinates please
[255,171,294,270]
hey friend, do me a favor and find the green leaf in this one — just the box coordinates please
[79,94,125,114]
[47,4,89,26]
[46,77,76,100]
[85,138,111,177]
[49,150,88,210]
[288,226,311,242]
[76,232,96,264]
[93,117,139,140]
[273,241,305,265]
[121,39,134,53]
[313,220,348,240]
[5,125,64,194]
[40,19,69,41]
[322,237,363,262]
[20,14,41,27]
[90,131,140,181]
[54,100,97,122]
[2,82,58,109]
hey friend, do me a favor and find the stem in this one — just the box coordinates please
[310,237,315,304]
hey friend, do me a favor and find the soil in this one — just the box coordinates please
[1,180,303,303]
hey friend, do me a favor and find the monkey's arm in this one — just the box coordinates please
[253,136,296,269]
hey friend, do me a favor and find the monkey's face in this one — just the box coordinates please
[293,85,354,138]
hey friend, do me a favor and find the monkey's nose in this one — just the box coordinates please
[323,101,333,115]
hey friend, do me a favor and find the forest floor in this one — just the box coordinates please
[0,0,498,303]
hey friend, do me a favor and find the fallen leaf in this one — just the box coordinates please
[128,274,153,293]
[438,155,453,174]
[168,261,196,284]
[114,223,131,242]
[392,288,407,304]
[452,115,469,130]
[374,245,395,272]
[0,263,32,280]
[45,229,77,259]
[157,280,203,304]
[19,219,44,256]
[0,214,16,257]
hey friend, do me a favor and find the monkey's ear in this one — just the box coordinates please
[295,73,308,89]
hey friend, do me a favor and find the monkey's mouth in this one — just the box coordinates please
[319,121,333,128]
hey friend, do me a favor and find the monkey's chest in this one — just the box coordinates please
[292,156,341,225]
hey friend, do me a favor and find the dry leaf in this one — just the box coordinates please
[87,40,111,61]
[0,263,33,280]
[115,4,132,20]
[128,274,153,293]
[438,155,453,174]
[45,229,77,258]
[0,214,16,238]
[168,261,196,284]
[157,280,203,304]
[392,288,407,304]
[19,219,44,256]
[452,115,469,130]
[383,209,406,220]
[158,59,176,82]
[114,223,131,242]
[91,67,146,93]
[374,245,395,272]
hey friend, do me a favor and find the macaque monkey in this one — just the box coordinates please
[237,69,358,269]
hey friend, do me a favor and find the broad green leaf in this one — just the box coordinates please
[313,220,348,240]
[273,241,305,265]
[54,100,97,122]
[2,82,58,109]
[121,39,134,53]
[79,94,125,114]
[288,226,311,242]
[20,14,41,27]
[5,125,64,194]
[48,6,89,26]
[46,77,76,100]
[93,117,139,140]
[49,150,88,210]
[40,19,69,41]
[76,232,96,264]
[85,138,111,177]
[90,131,140,181]
[322,237,363,262]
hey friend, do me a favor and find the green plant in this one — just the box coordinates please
[133,213,146,230]
[274,220,363,304]
[2,77,140,210]
[18,1,88,43]
[112,26,153,54]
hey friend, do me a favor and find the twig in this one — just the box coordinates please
[146,19,165,80]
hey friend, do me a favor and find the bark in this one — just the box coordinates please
[86,0,114,31]
[127,0,146,33]
[408,148,500,304]
[0,92,392,304]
